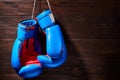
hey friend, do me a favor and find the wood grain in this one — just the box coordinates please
[0,0,120,80]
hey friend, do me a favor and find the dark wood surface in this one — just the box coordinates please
[0,0,120,80]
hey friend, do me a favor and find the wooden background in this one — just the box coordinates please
[0,0,120,80]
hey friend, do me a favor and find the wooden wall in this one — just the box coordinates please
[0,0,120,80]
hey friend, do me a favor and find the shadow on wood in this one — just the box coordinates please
[23,19,88,80]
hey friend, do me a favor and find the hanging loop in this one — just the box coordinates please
[31,0,37,19]
[46,0,52,11]
[31,0,53,19]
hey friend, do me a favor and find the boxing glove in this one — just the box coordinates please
[11,19,42,78]
[36,9,67,68]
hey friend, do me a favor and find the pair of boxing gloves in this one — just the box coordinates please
[11,9,67,78]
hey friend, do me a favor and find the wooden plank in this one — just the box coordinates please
[0,1,32,16]
[1,39,119,68]
[0,0,120,16]
[0,0,120,80]
[0,39,120,54]
[0,16,37,27]
[41,0,120,16]
[0,24,120,40]
[0,74,23,80]
[0,0,23,2]
[0,0,41,16]
[0,27,16,39]
[0,39,120,61]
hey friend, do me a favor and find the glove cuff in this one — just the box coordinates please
[36,9,55,31]
[17,19,38,41]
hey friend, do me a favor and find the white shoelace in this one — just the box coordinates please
[31,0,52,19]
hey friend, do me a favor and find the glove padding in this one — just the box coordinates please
[36,10,67,68]
[11,20,42,78]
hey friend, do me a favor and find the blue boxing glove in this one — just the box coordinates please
[11,19,42,78]
[36,9,67,68]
